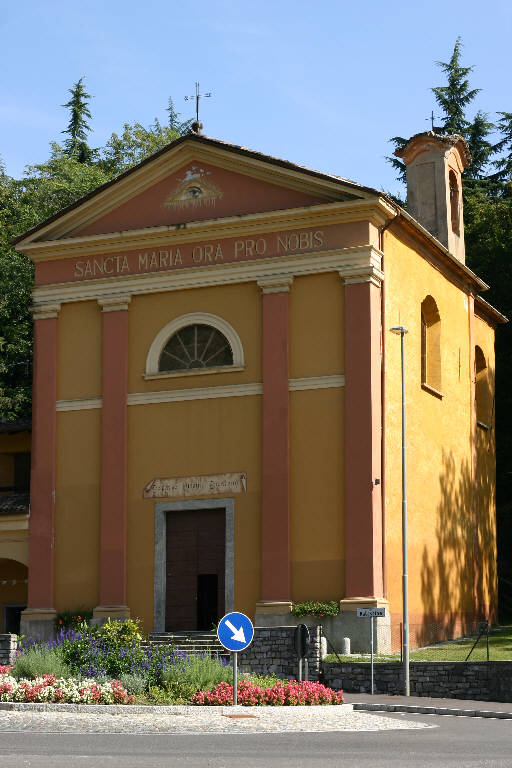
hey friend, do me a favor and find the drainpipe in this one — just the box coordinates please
[378,211,400,599]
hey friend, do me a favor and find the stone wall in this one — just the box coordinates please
[238,626,322,680]
[255,612,391,654]
[0,634,17,666]
[323,661,512,702]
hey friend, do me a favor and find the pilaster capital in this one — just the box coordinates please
[97,294,132,312]
[31,303,61,320]
[339,266,384,287]
[338,247,384,287]
[257,274,294,294]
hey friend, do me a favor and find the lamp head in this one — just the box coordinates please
[390,326,409,335]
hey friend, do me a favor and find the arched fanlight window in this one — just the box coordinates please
[145,312,244,377]
[159,324,233,371]
[421,295,442,394]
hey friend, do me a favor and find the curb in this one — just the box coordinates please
[352,702,512,720]
[0,702,354,716]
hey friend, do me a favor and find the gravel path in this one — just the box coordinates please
[0,705,435,734]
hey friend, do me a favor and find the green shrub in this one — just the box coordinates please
[99,618,144,648]
[119,673,147,695]
[291,600,339,619]
[11,646,71,680]
[57,618,153,679]
[244,672,281,688]
[163,681,198,704]
[161,654,232,692]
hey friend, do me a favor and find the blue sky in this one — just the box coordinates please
[1,0,510,197]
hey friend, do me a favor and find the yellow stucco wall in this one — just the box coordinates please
[36,225,496,635]
[384,228,496,636]
[290,387,345,600]
[289,273,344,378]
[54,410,101,611]
[289,272,345,601]
[474,313,497,614]
[0,534,28,567]
[48,270,350,630]
[57,301,102,400]
[127,395,262,628]
[128,282,262,393]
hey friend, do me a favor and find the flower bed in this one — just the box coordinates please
[192,680,344,706]
[0,673,134,704]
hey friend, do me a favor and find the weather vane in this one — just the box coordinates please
[185,82,212,124]
[426,110,441,132]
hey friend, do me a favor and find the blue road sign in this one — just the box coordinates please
[217,612,254,652]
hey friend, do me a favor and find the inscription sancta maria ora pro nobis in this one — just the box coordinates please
[72,228,325,280]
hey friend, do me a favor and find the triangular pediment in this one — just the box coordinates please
[16,135,371,247]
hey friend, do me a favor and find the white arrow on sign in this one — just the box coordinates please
[224,619,246,643]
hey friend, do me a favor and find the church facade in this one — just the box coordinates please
[6,130,504,646]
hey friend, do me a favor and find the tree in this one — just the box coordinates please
[465,110,495,180]
[167,97,192,134]
[386,136,408,186]
[0,148,110,420]
[62,77,94,163]
[432,37,480,136]
[492,112,512,186]
[99,118,182,176]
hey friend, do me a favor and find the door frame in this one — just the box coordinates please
[153,498,234,633]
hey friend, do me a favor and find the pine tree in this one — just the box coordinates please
[62,77,93,163]
[492,112,512,186]
[166,97,193,135]
[386,136,408,185]
[432,37,480,136]
[466,110,495,180]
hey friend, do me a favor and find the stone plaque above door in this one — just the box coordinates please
[143,472,247,499]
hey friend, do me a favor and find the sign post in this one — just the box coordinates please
[217,612,254,706]
[294,624,310,682]
[356,607,386,695]
[370,615,374,694]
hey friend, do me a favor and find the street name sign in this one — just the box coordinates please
[217,612,254,652]
[356,607,386,618]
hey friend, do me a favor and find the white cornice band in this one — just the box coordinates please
[55,375,346,411]
[56,397,102,411]
[289,374,345,391]
[127,382,263,406]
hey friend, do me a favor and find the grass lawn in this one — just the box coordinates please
[323,625,512,663]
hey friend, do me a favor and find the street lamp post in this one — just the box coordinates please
[390,325,410,697]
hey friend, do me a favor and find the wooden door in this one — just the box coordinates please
[165,508,225,631]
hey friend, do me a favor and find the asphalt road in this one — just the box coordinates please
[0,713,510,767]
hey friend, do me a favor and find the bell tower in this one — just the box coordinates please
[395,132,471,263]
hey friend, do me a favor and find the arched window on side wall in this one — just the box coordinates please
[421,295,442,395]
[475,345,492,427]
[449,170,460,236]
